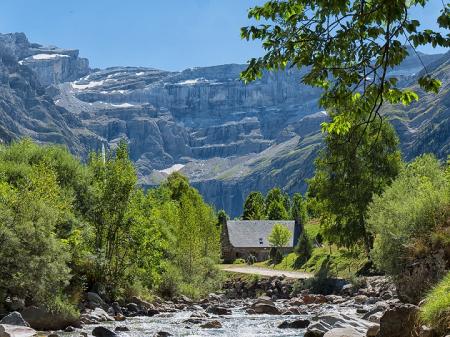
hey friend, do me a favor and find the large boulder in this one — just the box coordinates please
[92,326,116,337]
[21,306,80,331]
[80,308,114,324]
[0,313,29,327]
[252,303,280,315]
[395,251,446,304]
[86,292,109,311]
[206,306,231,316]
[323,327,364,337]
[250,297,280,315]
[304,312,372,337]
[278,319,310,329]
[376,303,419,337]
[0,324,36,337]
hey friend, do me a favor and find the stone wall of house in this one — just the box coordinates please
[220,217,235,263]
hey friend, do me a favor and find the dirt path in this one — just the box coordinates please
[220,265,312,279]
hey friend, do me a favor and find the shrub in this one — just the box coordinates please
[368,154,449,276]
[233,258,246,264]
[157,264,183,299]
[420,272,450,335]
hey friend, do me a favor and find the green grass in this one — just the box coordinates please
[420,271,450,334]
[254,219,367,279]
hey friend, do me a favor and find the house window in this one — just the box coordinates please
[259,238,263,245]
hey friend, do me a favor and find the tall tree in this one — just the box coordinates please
[87,140,138,290]
[308,117,401,252]
[242,191,266,220]
[267,199,290,220]
[291,192,307,227]
[265,187,290,216]
[241,0,449,135]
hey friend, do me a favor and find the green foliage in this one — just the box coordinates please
[242,191,265,220]
[368,154,449,276]
[291,192,307,226]
[241,0,448,134]
[0,139,222,305]
[420,271,450,335]
[265,187,290,215]
[233,258,246,265]
[268,223,292,248]
[309,118,401,250]
[0,141,75,307]
[267,200,290,220]
[294,230,313,267]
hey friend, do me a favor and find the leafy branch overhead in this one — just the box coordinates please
[241,0,449,133]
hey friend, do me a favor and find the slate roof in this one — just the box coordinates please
[226,220,295,248]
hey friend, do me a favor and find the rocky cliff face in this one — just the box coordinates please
[0,32,448,216]
[0,33,99,154]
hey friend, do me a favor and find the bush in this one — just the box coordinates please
[157,264,183,299]
[368,154,449,276]
[420,272,450,335]
[44,295,80,323]
[233,258,246,264]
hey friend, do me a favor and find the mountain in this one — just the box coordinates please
[0,32,448,217]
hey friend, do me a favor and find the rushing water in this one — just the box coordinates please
[66,309,310,337]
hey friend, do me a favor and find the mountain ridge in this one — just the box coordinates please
[0,32,448,216]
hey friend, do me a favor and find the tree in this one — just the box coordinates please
[294,230,313,267]
[291,192,307,227]
[86,140,138,291]
[308,117,401,252]
[267,200,290,220]
[265,187,290,213]
[0,163,71,307]
[242,191,266,220]
[268,223,292,249]
[241,0,448,135]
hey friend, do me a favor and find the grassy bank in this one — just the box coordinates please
[254,220,368,279]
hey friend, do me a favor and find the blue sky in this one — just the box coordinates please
[0,0,447,71]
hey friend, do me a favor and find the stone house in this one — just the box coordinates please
[220,219,302,262]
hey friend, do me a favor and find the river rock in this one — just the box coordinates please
[153,332,171,337]
[323,327,364,337]
[304,312,372,337]
[92,327,116,337]
[111,302,123,316]
[86,292,109,311]
[206,306,231,315]
[21,306,80,331]
[376,303,419,337]
[0,312,29,327]
[0,324,36,337]
[301,294,328,305]
[278,319,310,329]
[80,308,114,324]
[200,320,222,329]
[252,303,280,315]
[114,326,130,332]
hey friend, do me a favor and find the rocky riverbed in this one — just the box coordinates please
[0,276,438,337]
